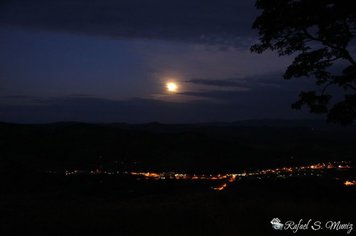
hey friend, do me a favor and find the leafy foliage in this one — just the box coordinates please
[251,0,356,124]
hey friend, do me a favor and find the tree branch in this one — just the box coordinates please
[303,28,356,66]
[345,83,356,91]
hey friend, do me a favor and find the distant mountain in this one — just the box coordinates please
[231,119,353,129]
[1,120,355,174]
[101,119,355,133]
[1,119,354,130]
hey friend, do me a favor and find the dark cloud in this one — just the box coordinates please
[185,78,248,88]
[182,72,318,102]
[0,95,37,99]
[68,94,96,98]
[180,89,293,103]
[0,0,257,45]
[185,73,291,90]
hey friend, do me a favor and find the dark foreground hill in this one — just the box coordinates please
[0,121,355,236]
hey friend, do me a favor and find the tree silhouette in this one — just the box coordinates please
[251,0,356,124]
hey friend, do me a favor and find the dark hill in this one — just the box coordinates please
[0,121,355,173]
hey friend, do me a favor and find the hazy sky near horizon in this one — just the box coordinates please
[0,0,319,123]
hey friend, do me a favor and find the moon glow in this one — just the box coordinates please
[166,82,178,92]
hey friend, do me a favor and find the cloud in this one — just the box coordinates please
[0,0,257,45]
[180,72,319,103]
[68,94,96,98]
[0,95,36,99]
[185,78,248,88]
[185,73,290,91]
[179,89,291,103]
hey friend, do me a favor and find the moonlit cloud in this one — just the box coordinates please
[185,78,248,88]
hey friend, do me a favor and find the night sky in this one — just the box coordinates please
[0,0,318,123]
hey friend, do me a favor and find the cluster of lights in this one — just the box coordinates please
[63,169,121,176]
[344,180,356,186]
[128,161,352,191]
[130,172,237,181]
[58,161,353,191]
[65,170,82,176]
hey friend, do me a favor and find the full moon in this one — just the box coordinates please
[166,82,178,92]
